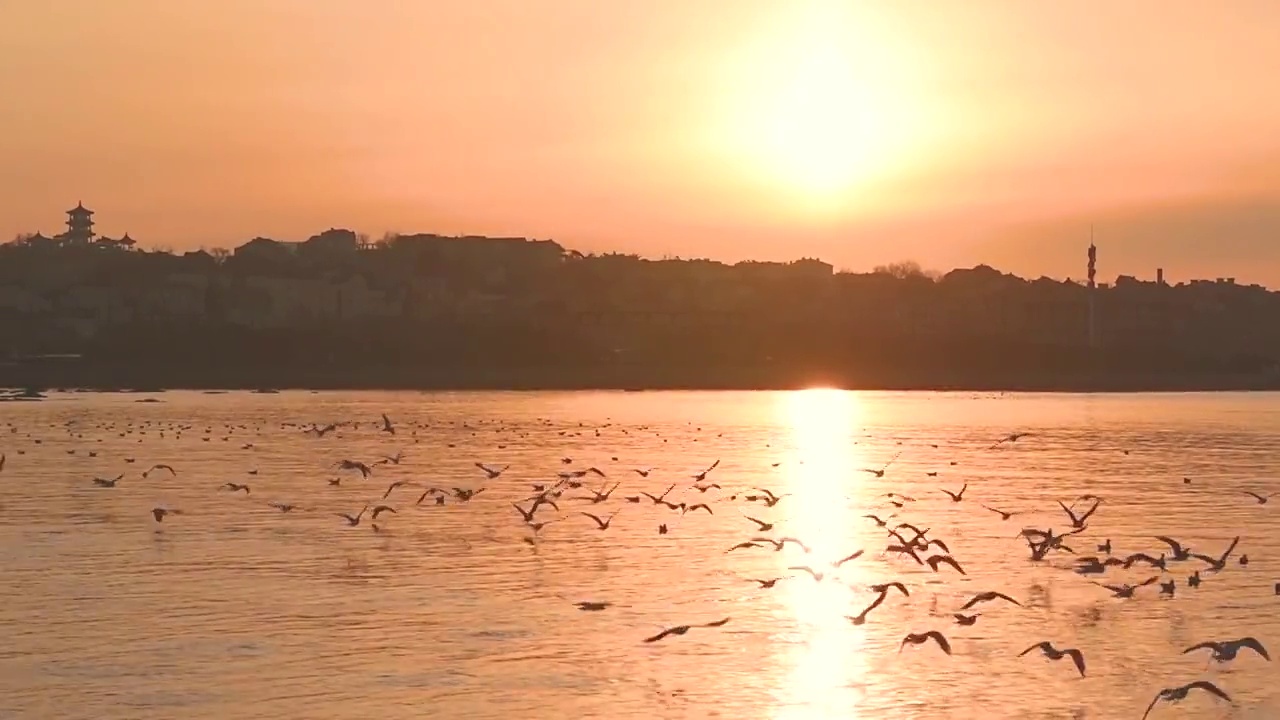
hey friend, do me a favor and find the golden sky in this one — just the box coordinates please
[3,1,1279,283]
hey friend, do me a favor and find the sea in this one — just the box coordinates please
[0,389,1276,719]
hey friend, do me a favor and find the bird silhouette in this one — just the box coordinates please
[643,617,730,643]
[581,511,619,530]
[899,631,951,655]
[1183,637,1270,663]
[1018,641,1086,677]
[1141,681,1232,720]
[959,591,1021,610]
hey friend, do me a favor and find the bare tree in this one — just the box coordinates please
[872,260,937,280]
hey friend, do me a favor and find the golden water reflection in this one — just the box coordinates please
[776,389,871,718]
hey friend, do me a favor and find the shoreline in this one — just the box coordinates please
[4,366,1280,394]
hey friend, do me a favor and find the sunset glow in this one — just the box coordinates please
[3,1,1280,282]
[712,3,933,216]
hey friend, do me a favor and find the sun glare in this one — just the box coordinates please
[710,2,932,215]
[775,388,868,717]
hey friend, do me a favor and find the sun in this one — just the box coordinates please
[757,44,886,199]
[709,2,931,213]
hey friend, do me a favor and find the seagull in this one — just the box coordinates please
[92,474,123,488]
[925,554,966,575]
[370,505,397,520]
[335,459,372,477]
[864,514,890,527]
[743,515,774,532]
[381,480,410,500]
[631,468,654,477]
[959,591,1021,610]
[1019,641,1086,677]
[1189,536,1240,572]
[861,452,900,478]
[451,487,485,502]
[1058,499,1100,530]
[337,506,369,526]
[989,431,1035,449]
[899,631,951,655]
[1154,536,1194,561]
[751,489,789,507]
[1141,681,1232,720]
[1183,637,1270,663]
[940,483,967,502]
[641,485,677,505]
[1242,491,1275,504]
[981,504,1019,520]
[220,483,251,494]
[581,511,620,530]
[572,601,610,612]
[1122,552,1167,571]
[476,463,508,479]
[869,581,910,597]
[268,502,298,513]
[953,613,978,626]
[376,452,405,466]
[643,617,730,643]
[143,463,176,478]
[307,423,339,437]
[380,414,395,434]
[846,594,888,625]
[788,565,825,582]
[831,549,865,567]
[151,507,179,522]
[1094,576,1159,598]
[752,537,811,553]
[691,459,720,482]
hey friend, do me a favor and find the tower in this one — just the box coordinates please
[63,202,95,245]
[1087,228,1098,349]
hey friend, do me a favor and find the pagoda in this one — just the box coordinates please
[61,202,95,245]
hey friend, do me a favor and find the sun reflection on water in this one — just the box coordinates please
[774,389,872,718]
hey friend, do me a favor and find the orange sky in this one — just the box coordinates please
[3,1,1279,284]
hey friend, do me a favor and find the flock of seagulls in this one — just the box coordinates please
[2,412,1278,717]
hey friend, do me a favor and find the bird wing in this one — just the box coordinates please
[927,631,952,655]
[1235,637,1270,660]
[1065,649,1085,676]
[699,617,730,628]
[1244,491,1265,501]
[1154,536,1184,554]
[1057,501,1081,525]
[1140,694,1163,720]
[1182,641,1217,654]
[833,549,864,567]
[787,566,820,580]
[927,555,965,574]
[1017,642,1046,657]
[1186,681,1232,702]
[642,627,676,643]
[1218,536,1240,563]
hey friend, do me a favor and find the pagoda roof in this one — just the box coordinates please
[66,201,93,215]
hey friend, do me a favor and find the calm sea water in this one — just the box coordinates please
[0,390,1276,720]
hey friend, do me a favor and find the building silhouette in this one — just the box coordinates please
[63,202,95,245]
